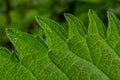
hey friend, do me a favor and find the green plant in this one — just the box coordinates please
[0,10,120,80]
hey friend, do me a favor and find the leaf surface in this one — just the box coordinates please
[5,29,69,80]
[86,11,120,79]
[49,50,110,80]
[1,10,120,80]
[88,9,106,38]
[35,16,68,50]
[0,47,37,80]
[65,13,86,38]
[68,35,92,62]
[86,34,120,80]
[106,12,120,57]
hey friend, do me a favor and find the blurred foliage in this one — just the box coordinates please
[0,0,120,49]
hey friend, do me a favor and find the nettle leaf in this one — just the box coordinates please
[106,12,120,57]
[65,13,86,38]
[0,47,37,80]
[6,28,48,59]
[88,10,106,39]
[68,35,92,62]
[1,10,120,80]
[67,10,120,80]
[107,12,120,49]
[35,16,68,50]
[86,34,120,80]
[86,10,120,80]
[49,50,110,80]
[6,29,69,80]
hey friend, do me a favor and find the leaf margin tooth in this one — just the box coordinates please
[88,9,106,39]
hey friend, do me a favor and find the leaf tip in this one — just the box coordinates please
[35,16,41,21]
[6,28,18,35]
[6,28,13,36]
[88,9,96,15]
[107,11,117,19]
[35,16,40,23]
[64,13,71,18]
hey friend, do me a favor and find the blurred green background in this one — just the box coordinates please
[0,0,120,49]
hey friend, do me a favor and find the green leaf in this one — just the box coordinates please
[1,10,120,80]
[6,28,69,80]
[35,16,68,50]
[6,28,48,60]
[68,35,92,62]
[48,50,110,80]
[106,12,120,59]
[67,11,120,79]
[0,47,37,80]
[0,47,11,66]
[107,12,120,49]
[88,9,106,39]
[64,13,86,38]
[86,34,120,80]
[114,41,120,57]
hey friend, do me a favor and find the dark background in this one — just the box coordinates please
[0,0,120,49]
